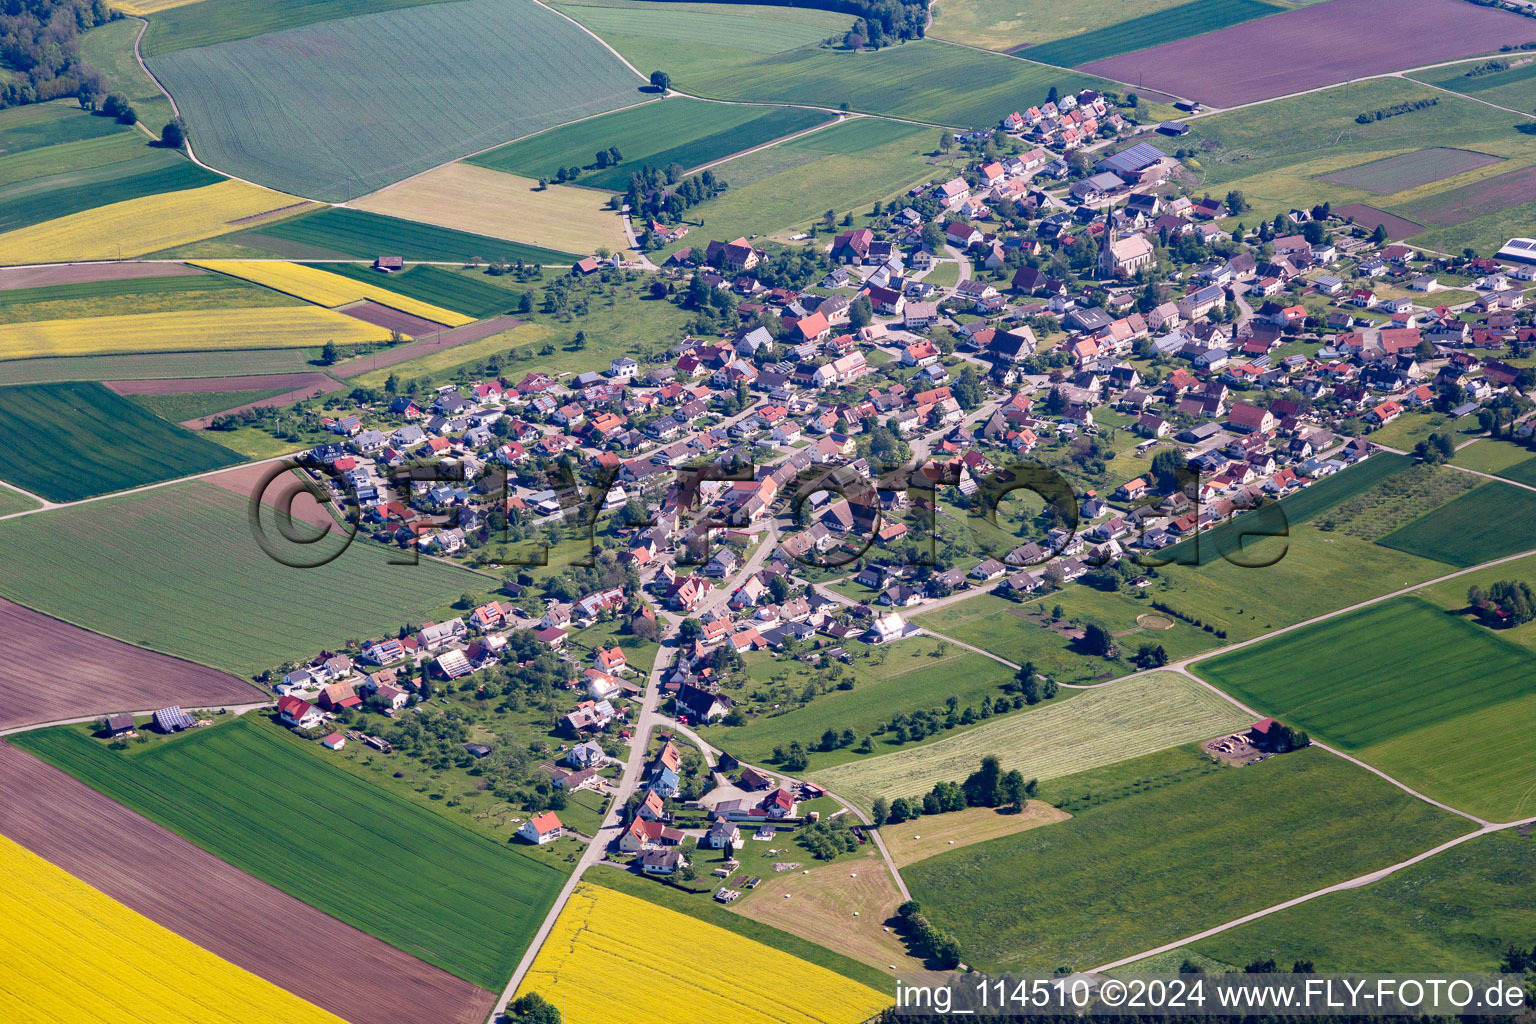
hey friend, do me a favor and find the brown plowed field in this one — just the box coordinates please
[204,462,341,532]
[178,374,346,429]
[0,261,204,290]
[336,299,448,337]
[0,742,497,1024]
[105,372,335,395]
[1333,203,1425,241]
[1393,162,1536,227]
[1083,0,1536,107]
[0,598,260,731]
[331,314,524,378]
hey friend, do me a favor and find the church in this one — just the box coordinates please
[1098,204,1155,278]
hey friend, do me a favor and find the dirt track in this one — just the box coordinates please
[0,262,204,290]
[0,598,260,731]
[0,743,497,1024]
[331,314,524,378]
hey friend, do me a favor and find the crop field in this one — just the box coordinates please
[0,486,38,515]
[1196,597,1536,820]
[881,801,1071,867]
[0,480,484,676]
[1376,481,1536,566]
[148,0,646,200]
[471,98,834,191]
[0,272,303,324]
[1316,148,1504,195]
[110,0,206,15]
[189,261,474,324]
[16,716,566,989]
[0,382,241,501]
[0,99,124,156]
[0,596,257,730]
[0,179,304,263]
[1082,0,1536,107]
[0,748,497,1024]
[78,18,175,131]
[514,883,890,1024]
[1024,0,1282,68]
[0,830,346,1024]
[0,347,315,385]
[928,0,1196,50]
[1187,830,1536,971]
[141,0,461,54]
[905,746,1474,972]
[1411,55,1536,112]
[0,305,389,361]
[235,206,576,263]
[129,386,291,423]
[671,118,943,246]
[0,128,145,190]
[1451,438,1536,478]
[811,672,1254,811]
[0,146,218,237]
[1394,162,1536,227]
[345,320,546,387]
[353,163,630,256]
[320,264,520,320]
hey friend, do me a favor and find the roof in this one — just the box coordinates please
[1095,141,1166,176]
[527,811,562,834]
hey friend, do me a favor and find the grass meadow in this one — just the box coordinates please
[0,99,125,156]
[0,485,40,514]
[1410,57,1536,116]
[0,479,485,676]
[1183,831,1536,971]
[78,18,175,131]
[148,0,645,200]
[1451,438,1536,478]
[141,0,461,54]
[1195,597,1536,820]
[1376,481,1536,566]
[928,0,1196,50]
[470,97,834,190]
[15,716,566,989]
[235,207,576,263]
[129,387,290,423]
[0,382,242,501]
[812,672,1253,811]
[1023,0,1282,67]
[904,746,1475,972]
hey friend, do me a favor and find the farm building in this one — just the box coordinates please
[153,706,195,733]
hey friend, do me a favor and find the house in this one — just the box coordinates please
[567,739,606,769]
[676,683,732,721]
[276,696,323,730]
[102,713,136,737]
[518,812,563,845]
[595,646,628,674]
[708,819,743,849]
[620,818,685,853]
[640,849,687,875]
[1226,403,1275,435]
[869,611,908,643]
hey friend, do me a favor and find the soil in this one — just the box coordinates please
[335,299,449,338]
[0,261,204,290]
[203,462,341,532]
[1332,204,1426,242]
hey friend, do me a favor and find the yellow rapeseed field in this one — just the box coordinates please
[191,260,476,326]
[0,306,390,360]
[516,884,891,1024]
[112,0,205,13]
[0,833,345,1024]
[0,181,306,264]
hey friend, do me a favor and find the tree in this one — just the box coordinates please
[508,993,561,1024]
[320,341,339,365]
[1082,622,1115,657]
[848,295,873,329]
[871,796,890,826]
[1302,220,1326,245]
[963,755,1004,807]
[649,70,670,92]
[1000,769,1028,811]
[1371,223,1390,245]
[938,131,953,153]
[1224,190,1248,214]
[161,120,185,149]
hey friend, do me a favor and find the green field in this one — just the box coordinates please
[140,0,461,55]
[1196,597,1536,820]
[1023,0,1281,68]
[669,117,943,244]
[0,347,316,384]
[0,100,126,157]
[0,151,222,233]
[235,207,576,263]
[1316,148,1504,195]
[470,97,834,191]
[0,485,39,515]
[14,716,565,989]
[1182,831,1536,972]
[0,479,487,676]
[0,127,144,189]
[0,272,304,324]
[813,672,1252,811]
[1410,57,1536,117]
[1161,452,1414,566]
[129,387,291,423]
[1377,481,1536,567]
[929,0,1196,50]
[1451,438,1536,478]
[0,382,242,502]
[904,745,1474,972]
[318,262,522,319]
[1309,464,1477,541]
[149,0,645,199]
[78,18,175,132]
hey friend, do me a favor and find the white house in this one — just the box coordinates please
[869,612,908,644]
[518,812,563,845]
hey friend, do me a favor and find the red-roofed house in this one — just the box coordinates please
[518,812,563,845]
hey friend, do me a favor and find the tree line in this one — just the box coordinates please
[0,0,113,109]
[871,755,1039,826]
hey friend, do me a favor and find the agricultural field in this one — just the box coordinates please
[1023,0,1283,68]
[77,18,175,132]
[128,386,291,424]
[1376,481,1536,566]
[1410,56,1536,114]
[0,305,389,361]
[318,263,523,320]
[1316,148,1505,195]
[880,801,1071,867]
[666,118,946,247]
[1182,831,1536,972]
[1453,439,1536,485]
[0,479,485,676]
[0,179,307,263]
[353,163,630,256]
[0,98,125,156]
[0,748,497,1024]
[0,272,305,324]
[471,98,835,191]
[0,347,316,385]
[1395,162,1536,228]
[15,716,566,989]
[140,0,464,54]
[189,261,475,325]
[219,206,576,263]
[0,128,146,190]
[928,0,1195,50]
[1309,464,1477,541]
[148,0,646,200]
[109,0,205,15]
[0,141,221,234]
[1196,597,1536,821]
[0,830,346,1024]
[0,596,257,730]
[811,672,1254,812]
[1082,0,1536,107]
[0,382,242,501]
[343,319,544,387]
[0,486,38,515]
[513,882,890,1024]
[904,746,1474,972]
